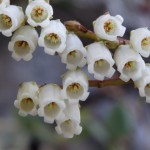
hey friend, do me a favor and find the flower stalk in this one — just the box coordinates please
[64,20,130,50]
[88,79,133,88]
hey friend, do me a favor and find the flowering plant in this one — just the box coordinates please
[1,0,150,138]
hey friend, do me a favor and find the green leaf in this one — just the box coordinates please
[105,104,132,142]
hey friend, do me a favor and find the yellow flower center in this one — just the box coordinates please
[142,37,150,48]
[124,61,136,71]
[15,41,29,48]
[104,21,114,33]
[0,14,12,28]
[68,83,81,93]
[33,7,44,17]
[46,102,57,109]
[31,6,48,23]
[64,119,71,125]
[68,50,77,58]
[45,33,60,44]
[146,84,150,88]
[95,59,105,66]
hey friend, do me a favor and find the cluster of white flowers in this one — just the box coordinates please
[93,13,150,104]
[15,69,88,138]
[1,0,150,138]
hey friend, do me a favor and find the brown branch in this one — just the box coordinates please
[89,79,133,88]
[65,20,100,41]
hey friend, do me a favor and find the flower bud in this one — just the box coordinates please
[38,84,65,124]
[55,102,82,138]
[61,69,89,104]
[25,0,53,27]
[38,19,67,55]
[8,25,38,61]
[0,5,25,37]
[14,82,39,117]
[60,33,87,70]
[130,28,150,58]
[87,42,115,80]
[93,14,126,41]
[114,45,145,82]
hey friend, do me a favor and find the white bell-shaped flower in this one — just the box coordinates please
[114,45,145,82]
[55,102,82,138]
[60,33,87,70]
[38,84,66,124]
[0,5,25,37]
[0,0,10,9]
[130,28,150,58]
[25,0,53,27]
[8,25,38,61]
[93,14,126,41]
[135,65,150,103]
[61,69,89,104]
[14,82,39,117]
[38,19,67,55]
[87,42,115,80]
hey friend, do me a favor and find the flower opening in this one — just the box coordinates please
[145,83,150,97]
[67,83,84,99]
[44,102,60,118]
[14,41,30,56]
[60,119,77,134]
[20,98,34,113]
[124,61,137,72]
[67,50,83,65]
[0,14,12,30]
[104,20,116,34]
[142,37,150,50]
[94,59,110,75]
[31,6,48,23]
[44,33,61,48]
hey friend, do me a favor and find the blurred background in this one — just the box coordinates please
[0,0,150,150]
